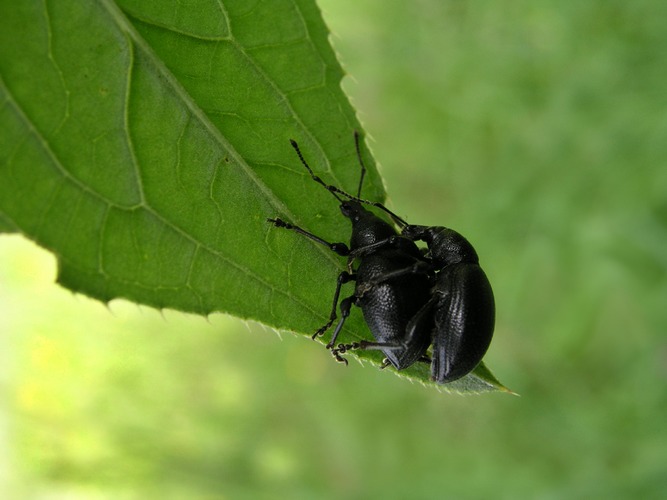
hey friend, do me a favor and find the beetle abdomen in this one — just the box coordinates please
[356,252,432,369]
[431,263,495,383]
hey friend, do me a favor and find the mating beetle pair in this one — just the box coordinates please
[268,133,495,383]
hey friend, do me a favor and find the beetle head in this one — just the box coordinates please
[341,200,397,250]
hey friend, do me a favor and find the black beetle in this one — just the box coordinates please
[269,135,434,370]
[268,133,495,383]
[395,224,495,382]
[340,222,496,382]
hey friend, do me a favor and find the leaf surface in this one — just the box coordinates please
[0,0,506,393]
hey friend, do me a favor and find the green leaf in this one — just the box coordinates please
[0,0,507,394]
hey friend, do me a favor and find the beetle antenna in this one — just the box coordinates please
[351,132,408,226]
[290,139,344,203]
[289,137,410,227]
[360,199,409,227]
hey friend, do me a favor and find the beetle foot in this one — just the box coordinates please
[313,321,334,340]
[330,342,362,365]
[379,358,391,370]
[331,345,349,365]
[332,350,349,366]
[267,217,288,227]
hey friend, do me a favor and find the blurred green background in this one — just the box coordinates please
[2,0,666,498]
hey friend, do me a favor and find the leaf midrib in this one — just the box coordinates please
[3,0,362,335]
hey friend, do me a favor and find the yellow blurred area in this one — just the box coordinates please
[1,235,339,496]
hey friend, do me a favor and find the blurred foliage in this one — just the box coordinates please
[1,0,666,498]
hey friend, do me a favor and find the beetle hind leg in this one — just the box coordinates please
[329,340,403,367]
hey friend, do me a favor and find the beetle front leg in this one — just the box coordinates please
[313,271,356,339]
[326,295,357,351]
[267,217,350,256]
[348,235,401,258]
[356,261,433,296]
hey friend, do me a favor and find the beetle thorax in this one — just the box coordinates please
[428,227,479,266]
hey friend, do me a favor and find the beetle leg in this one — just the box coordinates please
[345,235,400,271]
[348,235,400,258]
[326,295,357,349]
[332,339,403,354]
[357,261,433,295]
[330,340,403,366]
[330,341,360,364]
[404,294,439,348]
[314,272,356,339]
[267,217,350,256]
